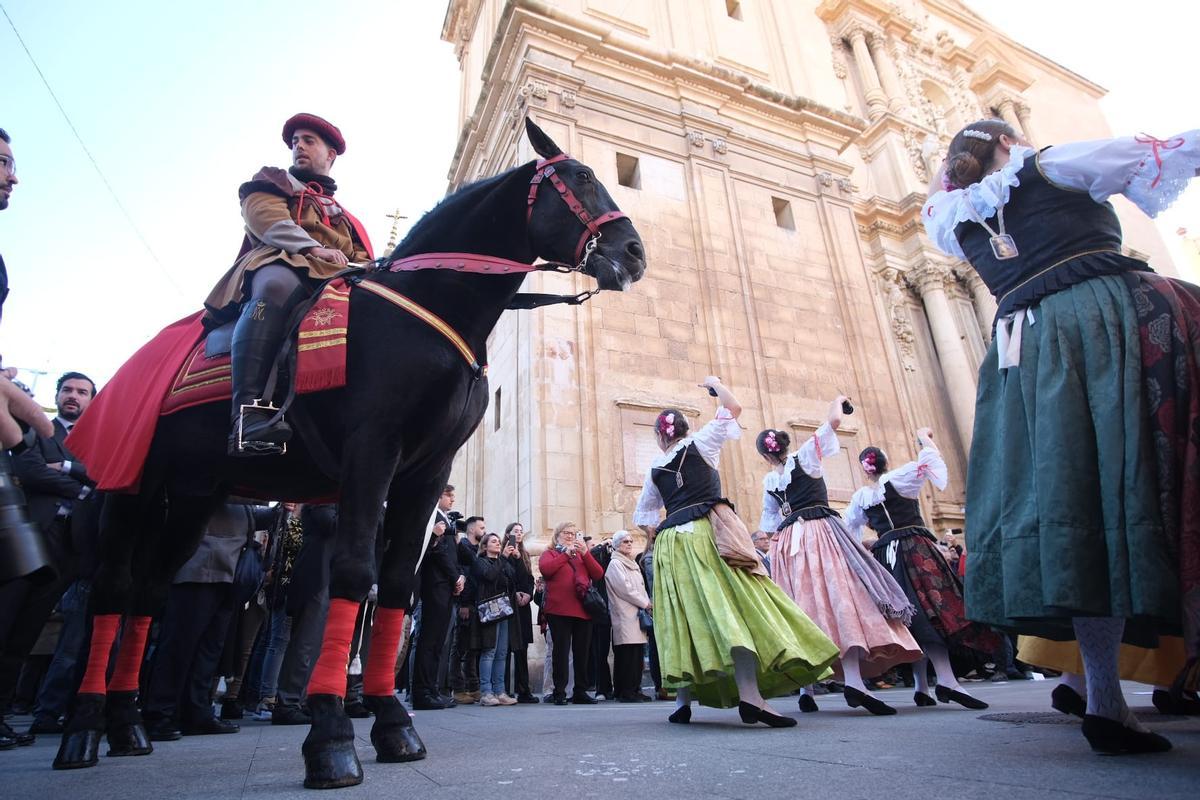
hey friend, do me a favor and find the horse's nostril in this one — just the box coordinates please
[626,240,645,260]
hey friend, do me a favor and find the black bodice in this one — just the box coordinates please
[767,461,837,531]
[862,482,926,535]
[652,442,728,529]
[954,153,1150,318]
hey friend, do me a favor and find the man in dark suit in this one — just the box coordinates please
[0,371,95,744]
[411,485,465,709]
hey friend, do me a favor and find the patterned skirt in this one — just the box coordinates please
[872,528,1001,653]
[966,273,1198,660]
[654,515,839,708]
[771,516,921,677]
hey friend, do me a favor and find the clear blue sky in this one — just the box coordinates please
[0,0,1196,405]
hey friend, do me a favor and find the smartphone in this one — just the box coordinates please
[505,534,517,549]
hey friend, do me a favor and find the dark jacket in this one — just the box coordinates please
[420,527,460,593]
[470,554,515,650]
[456,536,480,603]
[14,418,92,529]
[287,504,337,614]
[509,553,535,648]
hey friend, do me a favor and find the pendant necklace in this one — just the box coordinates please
[967,201,1019,260]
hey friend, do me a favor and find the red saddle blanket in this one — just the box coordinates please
[67,280,352,493]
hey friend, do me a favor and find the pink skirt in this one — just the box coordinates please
[770,516,922,678]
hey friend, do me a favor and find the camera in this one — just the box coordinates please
[447,510,467,533]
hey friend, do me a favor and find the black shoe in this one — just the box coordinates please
[29,716,64,735]
[571,693,598,705]
[0,721,32,746]
[844,686,896,716]
[1081,714,1172,755]
[935,684,988,710]
[1051,685,1087,718]
[272,705,312,725]
[411,695,449,711]
[182,716,239,735]
[913,691,937,707]
[635,692,653,702]
[516,694,540,704]
[738,702,797,728]
[1152,688,1200,716]
[343,700,371,719]
[798,694,819,713]
[0,733,16,750]
[552,693,568,706]
[144,717,182,741]
[667,705,691,724]
[219,700,244,721]
[438,694,458,708]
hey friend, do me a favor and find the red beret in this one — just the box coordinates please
[282,113,346,155]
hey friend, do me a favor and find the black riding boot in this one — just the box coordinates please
[228,298,293,456]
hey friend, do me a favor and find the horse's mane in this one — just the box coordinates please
[390,160,538,260]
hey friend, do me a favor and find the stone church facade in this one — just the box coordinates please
[440,0,1175,550]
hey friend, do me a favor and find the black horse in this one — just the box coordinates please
[54,118,645,788]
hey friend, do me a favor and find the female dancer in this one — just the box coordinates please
[925,119,1200,753]
[634,376,838,727]
[846,429,997,710]
[759,395,921,715]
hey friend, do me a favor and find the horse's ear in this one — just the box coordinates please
[524,117,563,159]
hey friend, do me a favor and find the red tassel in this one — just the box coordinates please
[306,598,361,697]
[108,616,152,693]
[363,607,406,697]
[78,614,121,696]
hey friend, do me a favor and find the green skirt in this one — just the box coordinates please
[965,275,1179,643]
[653,517,838,708]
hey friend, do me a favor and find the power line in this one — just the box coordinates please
[0,2,185,296]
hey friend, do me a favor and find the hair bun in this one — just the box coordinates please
[945,151,982,190]
[775,431,791,451]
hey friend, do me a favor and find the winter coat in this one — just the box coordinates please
[604,552,650,646]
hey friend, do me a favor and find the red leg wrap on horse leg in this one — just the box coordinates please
[108,616,152,693]
[363,607,405,697]
[306,598,361,697]
[78,614,121,696]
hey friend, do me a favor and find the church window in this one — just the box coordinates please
[772,196,795,230]
[616,152,642,189]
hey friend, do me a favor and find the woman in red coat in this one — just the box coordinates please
[538,522,605,705]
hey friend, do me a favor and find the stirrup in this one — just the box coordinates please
[235,400,288,456]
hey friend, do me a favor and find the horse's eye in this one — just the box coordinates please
[576,170,593,183]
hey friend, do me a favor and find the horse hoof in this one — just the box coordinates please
[106,723,153,757]
[302,694,363,789]
[53,729,102,770]
[302,739,364,789]
[363,694,427,763]
[371,723,427,763]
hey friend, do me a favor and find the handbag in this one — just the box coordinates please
[476,592,515,625]
[568,556,609,623]
[637,607,653,632]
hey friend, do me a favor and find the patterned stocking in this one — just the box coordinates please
[1073,616,1146,732]
[731,646,769,710]
[913,657,930,695]
[1059,671,1086,694]
[841,647,867,693]
[926,643,971,695]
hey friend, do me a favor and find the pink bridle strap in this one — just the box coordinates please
[384,252,543,275]
[526,153,629,262]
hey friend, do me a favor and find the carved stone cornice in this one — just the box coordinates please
[816,0,916,40]
[906,261,954,296]
[854,193,926,239]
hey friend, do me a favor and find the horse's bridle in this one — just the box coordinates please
[377,153,630,309]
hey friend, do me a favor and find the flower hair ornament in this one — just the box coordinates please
[861,451,879,474]
[657,412,676,440]
[961,129,992,141]
[762,430,781,454]
[940,171,957,192]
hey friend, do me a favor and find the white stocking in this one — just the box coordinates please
[674,686,691,711]
[1073,617,1146,732]
[731,646,769,710]
[841,647,867,693]
[1059,671,1086,694]
[925,643,969,694]
[800,684,815,696]
[913,657,930,694]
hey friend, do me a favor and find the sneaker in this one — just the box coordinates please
[479,693,500,707]
[496,693,518,706]
[252,699,276,721]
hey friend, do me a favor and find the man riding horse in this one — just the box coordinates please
[206,113,372,456]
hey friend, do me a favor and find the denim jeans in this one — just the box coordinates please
[478,620,509,696]
[32,579,92,721]
[256,607,292,702]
